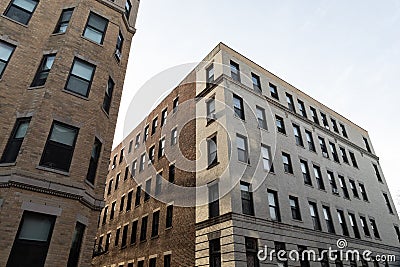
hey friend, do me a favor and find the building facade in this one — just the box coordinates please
[94,43,400,267]
[0,0,139,266]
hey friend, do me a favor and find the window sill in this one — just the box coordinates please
[62,89,89,101]
[207,162,220,170]
[165,226,173,231]
[51,32,67,36]
[258,127,269,133]
[28,85,45,90]
[150,235,159,240]
[84,179,95,189]
[36,165,70,176]
[1,15,29,28]
[277,131,287,136]
[237,160,251,167]
[291,219,303,223]
[206,119,216,127]
[233,115,246,122]
[121,245,127,250]
[139,239,147,243]
[101,107,110,118]
[0,162,17,167]
[317,188,327,193]
[304,184,314,188]
[81,36,104,47]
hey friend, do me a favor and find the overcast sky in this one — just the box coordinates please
[113,0,400,211]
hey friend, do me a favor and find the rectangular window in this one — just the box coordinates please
[104,233,111,252]
[164,255,171,267]
[54,8,74,33]
[230,60,240,82]
[318,137,329,158]
[289,196,301,220]
[128,140,133,153]
[206,64,215,86]
[206,97,216,123]
[131,160,137,177]
[114,228,120,246]
[161,108,168,126]
[313,165,325,190]
[373,164,382,183]
[298,245,310,267]
[130,220,137,244]
[1,118,31,163]
[135,185,141,206]
[282,152,293,174]
[348,213,360,238]
[135,133,140,148]
[237,134,249,164]
[251,73,261,93]
[268,189,280,221]
[0,41,16,79]
[246,237,260,267]
[119,195,125,212]
[359,183,368,201]
[383,193,394,214]
[139,216,147,241]
[115,173,120,190]
[31,54,56,87]
[121,224,128,248]
[269,82,279,100]
[309,202,321,230]
[83,12,108,44]
[144,179,151,201]
[158,138,165,158]
[274,241,287,267]
[126,190,133,211]
[322,206,335,233]
[173,97,179,113]
[339,147,349,164]
[337,210,349,236]
[208,183,219,218]
[233,94,245,120]
[261,145,274,172]
[293,124,304,146]
[349,179,359,198]
[275,115,286,134]
[370,218,380,238]
[169,164,175,183]
[241,182,254,216]
[112,154,117,168]
[102,206,108,225]
[149,258,156,267]
[124,0,131,18]
[107,180,113,195]
[329,142,340,163]
[394,225,400,243]
[297,100,307,118]
[102,77,114,114]
[144,125,149,142]
[305,130,315,152]
[6,211,56,267]
[65,58,95,97]
[207,135,218,167]
[310,107,319,124]
[151,117,158,135]
[338,175,350,199]
[256,106,267,130]
[166,205,173,228]
[363,137,372,153]
[151,211,160,237]
[320,112,330,130]
[119,148,124,164]
[40,121,79,172]
[327,171,339,195]
[155,172,162,196]
[360,216,370,237]
[300,160,312,186]
[340,123,348,138]
[115,31,124,61]
[149,146,155,163]
[137,261,144,267]
[86,137,102,184]
[139,153,145,172]
[110,201,116,220]
[319,248,329,267]
[4,0,38,25]
[171,127,178,146]
[123,166,129,180]
[331,118,339,133]
[209,239,221,267]
[286,93,296,112]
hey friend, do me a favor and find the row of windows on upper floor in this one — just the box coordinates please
[0,118,103,186]
[205,61,374,154]
[99,255,171,267]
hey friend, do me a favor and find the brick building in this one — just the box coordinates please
[94,43,400,267]
[0,0,139,266]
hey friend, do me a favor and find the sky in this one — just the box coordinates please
[113,0,400,211]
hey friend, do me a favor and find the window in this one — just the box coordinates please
[349,179,359,198]
[233,94,245,120]
[237,134,249,164]
[31,54,56,87]
[207,135,218,167]
[327,171,339,195]
[337,210,349,236]
[241,182,254,216]
[230,60,240,82]
[102,77,114,114]
[360,216,370,237]
[310,107,319,124]
[300,160,312,186]
[286,93,295,112]
[151,211,160,237]
[261,145,273,172]
[383,193,394,214]
[206,64,214,86]
[169,164,175,183]
[135,185,141,206]
[102,206,108,225]
[348,213,360,238]
[54,8,73,33]
[305,130,315,152]
[161,108,168,126]
[144,179,151,201]
[135,133,140,148]
[329,142,340,163]
[119,148,124,164]
[137,261,144,267]
[322,206,335,233]
[298,245,310,267]
[40,121,78,172]
[4,0,38,25]
[155,172,162,196]
[289,196,301,220]
[83,12,108,44]
[309,202,321,230]
[124,0,131,17]
[349,151,358,168]
[115,31,124,61]
[256,106,267,130]
[110,201,116,220]
[173,97,179,113]
[338,175,350,199]
[6,211,56,267]
[112,154,117,168]
[293,124,304,146]
[158,138,165,158]
[313,165,325,190]
[340,123,348,138]
[119,195,125,212]
[114,228,120,246]
[370,218,380,238]
[130,220,137,244]
[320,112,330,130]
[339,147,349,164]
[151,117,158,135]
[126,191,133,211]
[149,258,156,267]
[246,237,260,267]
[144,125,149,142]
[86,137,102,184]
[268,190,280,221]
[274,241,287,267]
[139,153,145,172]
[282,152,293,174]
[164,254,171,267]
[363,137,372,153]
[206,97,216,123]
[166,205,173,228]
[373,164,382,183]
[128,140,133,153]
[123,166,129,180]
[139,216,148,241]
[0,41,16,79]
[318,137,329,158]
[131,160,137,177]
[359,183,368,201]
[107,180,113,195]
[319,248,329,267]
[331,118,339,133]
[209,239,221,267]
[208,183,219,218]
[171,128,178,145]
[104,233,111,252]
[115,173,120,190]
[275,115,286,134]
[269,83,279,100]
[251,73,261,93]
[65,58,95,97]
[394,225,400,243]
[121,224,128,248]
[297,100,307,118]
[1,118,30,163]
